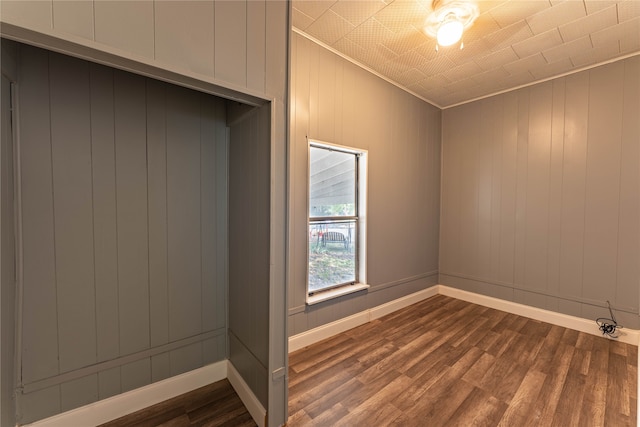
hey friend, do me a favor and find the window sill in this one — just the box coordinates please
[306,283,370,306]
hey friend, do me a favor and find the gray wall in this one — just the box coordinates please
[1,1,289,425]
[1,40,18,427]
[288,33,442,335]
[14,44,228,424]
[229,104,271,407]
[440,56,640,329]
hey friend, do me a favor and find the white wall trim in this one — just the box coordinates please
[289,284,640,352]
[438,285,639,346]
[227,361,267,427]
[289,286,440,353]
[22,361,227,427]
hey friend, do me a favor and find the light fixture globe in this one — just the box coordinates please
[424,0,479,48]
[437,16,464,46]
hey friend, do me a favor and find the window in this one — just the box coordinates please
[307,141,368,304]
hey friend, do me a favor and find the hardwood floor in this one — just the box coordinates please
[100,294,637,426]
[99,379,256,427]
[288,295,637,426]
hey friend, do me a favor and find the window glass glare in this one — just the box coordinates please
[309,146,356,218]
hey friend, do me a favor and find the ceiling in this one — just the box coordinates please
[291,0,640,108]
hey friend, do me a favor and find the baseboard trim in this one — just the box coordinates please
[227,361,266,427]
[438,285,640,346]
[23,361,227,427]
[289,284,640,352]
[288,286,439,353]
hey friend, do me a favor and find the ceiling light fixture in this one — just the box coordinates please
[424,0,479,50]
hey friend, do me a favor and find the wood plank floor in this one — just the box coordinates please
[100,295,637,426]
[288,295,637,426]
[98,379,256,427]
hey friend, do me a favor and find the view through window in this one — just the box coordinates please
[308,144,359,294]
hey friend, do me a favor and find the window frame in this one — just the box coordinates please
[306,140,368,305]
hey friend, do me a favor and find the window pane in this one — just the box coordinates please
[309,146,356,218]
[308,220,357,293]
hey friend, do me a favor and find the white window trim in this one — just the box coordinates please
[306,139,368,305]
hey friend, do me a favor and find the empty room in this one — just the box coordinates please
[1,1,638,426]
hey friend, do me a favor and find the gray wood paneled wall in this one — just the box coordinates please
[288,33,442,336]
[15,44,228,424]
[1,40,18,427]
[440,56,640,329]
[228,104,271,407]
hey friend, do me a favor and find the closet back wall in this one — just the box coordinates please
[16,44,228,424]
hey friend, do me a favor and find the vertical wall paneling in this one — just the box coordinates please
[247,0,266,94]
[14,45,233,422]
[214,103,228,332]
[523,82,552,294]
[52,0,94,40]
[200,95,217,335]
[0,0,52,30]
[440,57,640,327]
[214,1,247,87]
[3,1,289,423]
[581,62,624,307]
[557,72,589,302]
[1,71,16,427]
[49,53,97,374]
[616,57,640,309]
[90,63,120,364]
[18,45,60,386]
[289,32,442,335]
[147,79,169,349]
[229,104,271,407]
[94,0,154,60]
[154,1,215,77]
[114,70,151,357]
[166,84,202,343]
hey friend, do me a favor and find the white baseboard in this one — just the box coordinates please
[289,284,640,352]
[23,361,227,427]
[288,286,439,353]
[438,285,640,346]
[226,361,267,427]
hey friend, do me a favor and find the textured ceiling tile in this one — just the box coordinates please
[463,12,502,43]
[496,71,536,90]
[590,17,639,46]
[396,67,427,86]
[333,36,369,61]
[584,0,618,14]
[423,73,453,88]
[382,27,431,54]
[442,39,491,66]
[503,52,548,75]
[474,46,519,70]
[292,8,316,30]
[305,9,356,45]
[526,0,587,35]
[417,55,458,76]
[293,1,337,20]
[484,20,534,51]
[471,67,511,85]
[542,35,592,63]
[330,0,388,26]
[394,49,430,67]
[558,5,617,41]
[445,60,483,82]
[570,41,620,66]
[512,28,563,58]
[378,60,412,78]
[529,57,574,79]
[620,28,640,53]
[617,0,640,21]
[345,18,395,50]
[490,1,552,28]
[373,0,430,33]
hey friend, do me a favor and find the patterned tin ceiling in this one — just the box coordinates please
[292,0,640,107]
